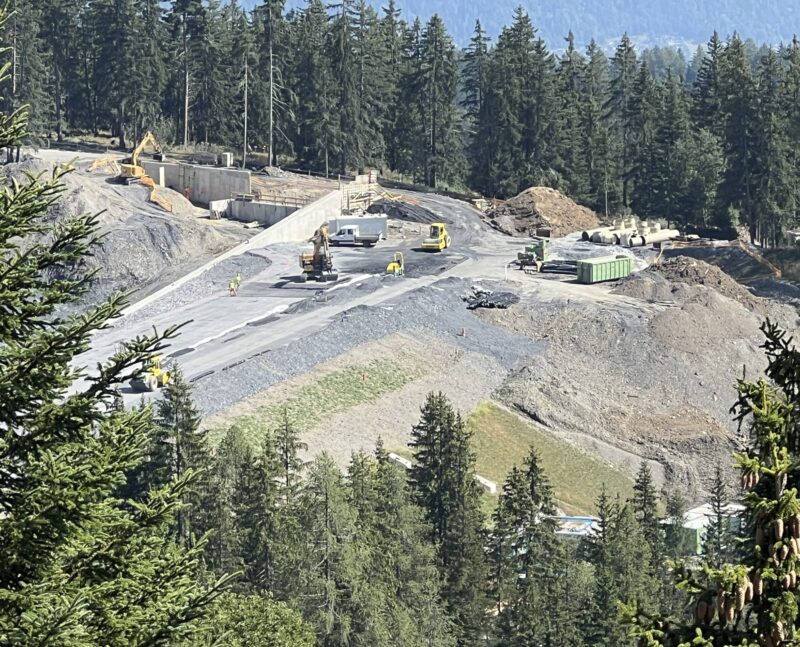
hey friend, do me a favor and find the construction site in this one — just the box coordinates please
[31,138,800,515]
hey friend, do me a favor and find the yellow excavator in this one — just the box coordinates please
[299,223,339,282]
[118,131,164,185]
[130,356,171,392]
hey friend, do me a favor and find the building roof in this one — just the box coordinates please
[681,503,746,531]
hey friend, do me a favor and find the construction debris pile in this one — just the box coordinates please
[463,286,520,310]
[485,187,600,238]
[367,198,443,224]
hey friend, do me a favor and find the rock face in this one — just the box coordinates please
[485,186,601,237]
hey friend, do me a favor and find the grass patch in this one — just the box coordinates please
[466,402,634,515]
[211,359,425,446]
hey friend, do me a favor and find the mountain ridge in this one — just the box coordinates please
[241,0,799,49]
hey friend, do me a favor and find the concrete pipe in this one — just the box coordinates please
[627,235,646,247]
[642,229,680,246]
[582,226,614,241]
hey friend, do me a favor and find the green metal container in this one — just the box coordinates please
[576,254,632,284]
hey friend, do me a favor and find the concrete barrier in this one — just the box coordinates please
[141,159,251,205]
[120,190,342,317]
[229,199,298,226]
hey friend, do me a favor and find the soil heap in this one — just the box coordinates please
[485,186,600,237]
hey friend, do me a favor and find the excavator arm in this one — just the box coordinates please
[130,131,162,167]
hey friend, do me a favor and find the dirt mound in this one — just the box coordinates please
[3,155,245,308]
[654,256,767,314]
[485,187,600,237]
[650,289,761,353]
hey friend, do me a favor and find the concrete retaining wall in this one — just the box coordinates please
[229,200,298,226]
[141,160,251,205]
[121,190,342,317]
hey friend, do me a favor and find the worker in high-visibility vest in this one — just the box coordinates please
[234,272,242,288]
[229,281,237,297]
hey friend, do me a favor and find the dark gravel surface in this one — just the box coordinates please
[191,277,544,415]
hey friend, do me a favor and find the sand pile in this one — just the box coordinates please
[485,187,600,237]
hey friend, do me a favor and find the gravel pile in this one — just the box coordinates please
[191,277,543,415]
[367,199,444,224]
[5,156,245,309]
[485,187,600,237]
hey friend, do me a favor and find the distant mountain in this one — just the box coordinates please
[248,0,800,50]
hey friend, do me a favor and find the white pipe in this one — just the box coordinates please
[642,229,680,246]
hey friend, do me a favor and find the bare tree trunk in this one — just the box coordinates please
[183,17,189,147]
[242,58,248,169]
[268,38,274,166]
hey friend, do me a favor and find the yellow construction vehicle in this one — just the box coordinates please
[299,223,339,282]
[130,356,171,392]
[421,223,451,251]
[119,131,164,184]
[386,252,404,276]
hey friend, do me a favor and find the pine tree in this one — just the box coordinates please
[294,452,360,646]
[156,365,211,548]
[409,393,488,646]
[204,424,253,579]
[717,33,758,237]
[462,19,490,168]
[185,592,315,646]
[379,0,405,173]
[606,33,638,208]
[86,0,143,149]
[633,463,660,546]
[751,48,793,247]
[704,463,735,568]
[581,487,620,646]
[38,0,81,141]
[167,0,206,146]
[411,14,463,188]
[649,71,692,224]
[0,36,229,640]
[692,32,724,136]
[556,32,590,201]
[490,449,567,646]
[582,40,618,214]
[294,0,338,174]
[627,61,659,217]
[2,0,50,143]
[191,0,232,145]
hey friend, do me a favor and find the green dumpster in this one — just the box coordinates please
[576,255,632,284]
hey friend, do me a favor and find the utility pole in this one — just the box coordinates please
[268,40,274,167]
[242,58,248,169]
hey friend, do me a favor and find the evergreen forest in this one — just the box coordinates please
[6,0,800,245]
